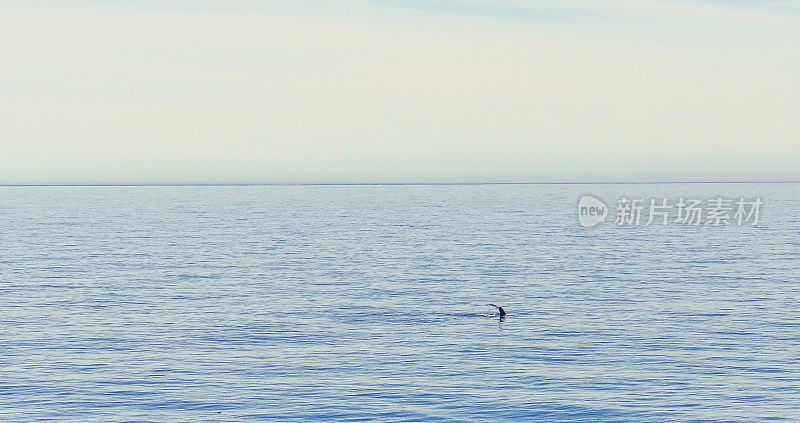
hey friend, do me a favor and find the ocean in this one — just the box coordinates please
[1,183,799,422]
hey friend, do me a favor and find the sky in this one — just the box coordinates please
[1,0,798,184]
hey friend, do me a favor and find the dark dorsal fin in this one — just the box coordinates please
[487,304,506,317]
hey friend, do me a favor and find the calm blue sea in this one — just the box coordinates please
[1,184,799,422]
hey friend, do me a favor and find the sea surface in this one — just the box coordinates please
[1,183,799,422]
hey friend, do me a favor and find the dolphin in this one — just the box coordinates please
[487,304,506,317]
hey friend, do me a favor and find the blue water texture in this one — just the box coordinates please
[1,183,799,422]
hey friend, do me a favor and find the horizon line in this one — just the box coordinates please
[1,180,798,187]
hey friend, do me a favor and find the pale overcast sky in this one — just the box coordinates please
[1,0,798,184]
